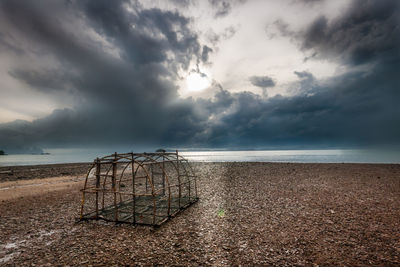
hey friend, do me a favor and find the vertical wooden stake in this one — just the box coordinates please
[95,158,100,218]
[151,164,154,194]
[162,153,165,195]
[112,153,118,222]
[188,168,191,202]
[176,150,181,209]
[131,153,136,224]
[145,168,148,194]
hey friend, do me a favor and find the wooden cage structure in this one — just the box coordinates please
[79,151,198,226]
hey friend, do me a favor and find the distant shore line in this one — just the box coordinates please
[1,161,400,183]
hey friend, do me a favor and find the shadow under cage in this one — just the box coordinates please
[79,151,198,226]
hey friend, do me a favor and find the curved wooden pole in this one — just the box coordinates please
[80,162,96,219]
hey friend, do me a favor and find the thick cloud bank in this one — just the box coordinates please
[0,0,399,153]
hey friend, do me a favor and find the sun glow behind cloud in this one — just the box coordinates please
[186,72,211,92]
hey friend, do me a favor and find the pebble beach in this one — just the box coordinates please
[1,162,400,266]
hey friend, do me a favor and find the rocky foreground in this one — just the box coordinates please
[1,162,400,266]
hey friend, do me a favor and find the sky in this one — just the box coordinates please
[0,0,399,153]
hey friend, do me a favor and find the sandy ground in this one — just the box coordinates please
[0,176,85,201]
[0,162,400,266]
[0,163,91,182]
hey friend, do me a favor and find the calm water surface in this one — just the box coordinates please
[0,149,399,166]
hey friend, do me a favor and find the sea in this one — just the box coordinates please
[0,148,399,167]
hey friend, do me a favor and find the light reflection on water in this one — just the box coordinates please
[0,149,399,167]
[180,150,400,163]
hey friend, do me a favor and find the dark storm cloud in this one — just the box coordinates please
[302,0,400,65]
[0,0,399,153]
[201,0,400,148]
[0,32,24,54]
[0,0,204,152]
[290,71,316,95]
[249,75,276,88]
[82,0,200,68]
[199,65,400,148]
[8,69,75,92]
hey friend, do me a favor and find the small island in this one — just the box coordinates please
[0,150,6,155]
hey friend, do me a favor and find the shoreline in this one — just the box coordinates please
[1,162,399,265]
[0,162,92,182]
[1,161,399,180]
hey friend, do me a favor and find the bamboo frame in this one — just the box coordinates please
[79,151,198,226]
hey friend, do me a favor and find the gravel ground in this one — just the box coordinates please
[1,162,400,266]
[0,163,91,182]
